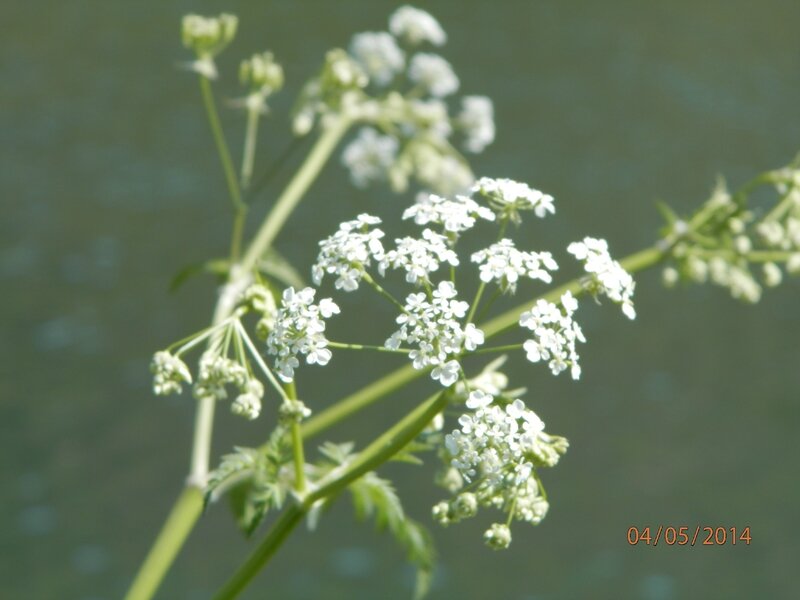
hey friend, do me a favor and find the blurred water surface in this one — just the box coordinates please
[2,1,800,599]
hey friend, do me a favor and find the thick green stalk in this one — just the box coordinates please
[213,392,448,600]
[123,487,204,600]
[285,381,306,493]
[240,117,351,270]
[241,107,260,190]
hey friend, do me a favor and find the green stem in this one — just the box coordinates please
[466,281,487,324]
[328,341,410,353]
[471,343,524,355]
[363,272,407,313]
[199,76,248,262]
[241,107,260,190]
[212,505,306,600]
[214,392,448,600]
[240,117,351,270]
[299,363,419,441]
[285,381,306,493]
[199,76,245,214]
[123,487,204,600]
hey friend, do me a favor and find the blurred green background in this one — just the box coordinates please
[3,1,800,598]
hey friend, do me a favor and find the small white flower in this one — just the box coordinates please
[432,359,461,386]
[341,128,399,188]
[471,239,559,293]
[519,291,585,379]
[763,262,782,287]
[408,53,459,98]
[567,237,636,319]
[266,287,340,382]
[349,32,405,87]
[389,6,447,46]
[379,228,459,285]
[386,281,482,386]
[458,96,495,153]
[403,192,495,233]
[313,214,385,291]
[472,177,555,221]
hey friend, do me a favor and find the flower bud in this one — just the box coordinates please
[240,52,284,93]
[483,523,512,550]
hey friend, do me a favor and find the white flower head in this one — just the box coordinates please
[408,53,459,98]
[349,32,405,87]
[567,237,636,319]
[472,177,555,222]
[458,96,495,153]
[403,192,495,234]
[313,214,385,291]
[386,281,483,386]
[471,239,559,293]
[379,228,459,285]
[267,287,340,382]
[341,127,399,188]
[519,291,585,379]
[389,6,447,46]
[442,392,566,537]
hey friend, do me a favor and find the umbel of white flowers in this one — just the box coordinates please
[266,176,637,391]
[291,5,496,195]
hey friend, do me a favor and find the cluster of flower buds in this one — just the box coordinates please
[181,13,238,79]
[238,52,284,113]
[151,351,192,396]
[661,162,800,303]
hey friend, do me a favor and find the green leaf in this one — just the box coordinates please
[349,472,436,599]
[258,248,305,289]
[169,258,230,292]
[206,437,291,536]
[655,200,679,226]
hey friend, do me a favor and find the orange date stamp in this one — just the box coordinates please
[627,526,751,546]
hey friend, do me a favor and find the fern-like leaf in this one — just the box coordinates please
[349,472,436,599]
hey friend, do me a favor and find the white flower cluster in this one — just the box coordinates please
[568,237,636,319]
[341,128,399,188]
[471,239,559,293]
[458,96,495,153]
[191,352,266,420]
[312,214,385,291]
[436,391,567,547]
[151,351,192,396]
[266,287,340,382]
[379,228,459,285]
[408,53,459,98]
[386,281,484,386]
[193,352,247,400]
[519,291,585,379]
[389,5,447,46]
[332,6,495,194]
[472,177,556,222]
[349,32,405,87]
[403,192,495,233]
